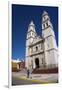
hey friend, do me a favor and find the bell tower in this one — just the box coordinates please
[42,11,58,68]
[25,21,37,69]
[26,21,37,44]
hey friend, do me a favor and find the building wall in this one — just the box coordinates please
[12,62,20,71]
[12,61,25,71]
[44,49,58,68]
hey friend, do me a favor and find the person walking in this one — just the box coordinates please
[27,69,30,78]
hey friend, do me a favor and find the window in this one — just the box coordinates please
[44,16,46,20]
[36,46,38,51]
[31,31,33,35]
[43,24,45,28]
[46,22,48,27]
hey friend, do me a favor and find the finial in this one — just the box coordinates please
[29,20,34,26]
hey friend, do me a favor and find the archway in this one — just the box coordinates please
[35,58,39,68]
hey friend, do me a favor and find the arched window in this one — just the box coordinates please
[43,24,45,28]
[44,16,46,20]
[36,46,38,51]
[46,22,48,27]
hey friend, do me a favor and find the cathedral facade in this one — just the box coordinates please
[25,11,58,70]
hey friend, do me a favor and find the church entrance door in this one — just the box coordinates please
[35,58,39,68]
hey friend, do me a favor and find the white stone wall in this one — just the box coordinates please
[44,49,58,68]
[42,27,55,38]
[30,53,44,69]
[44,36,57,51]
[32,43,44,54]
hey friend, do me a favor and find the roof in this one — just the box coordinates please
[12,59,21,63]
[28,20,36,33]
[29,20,35,26]
[42,11,48,16]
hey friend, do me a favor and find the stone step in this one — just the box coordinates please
[32,67,58,74]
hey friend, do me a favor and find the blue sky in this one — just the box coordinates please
[12,4,58,60]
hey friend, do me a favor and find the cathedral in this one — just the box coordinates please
[25,11,58,70]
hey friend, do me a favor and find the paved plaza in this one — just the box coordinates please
[12,69,58,85]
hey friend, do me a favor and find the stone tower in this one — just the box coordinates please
[25,21,37,69]
[42,11,58,68]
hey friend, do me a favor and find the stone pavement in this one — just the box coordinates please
[30,74,58,82]
[12,69,58,83]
